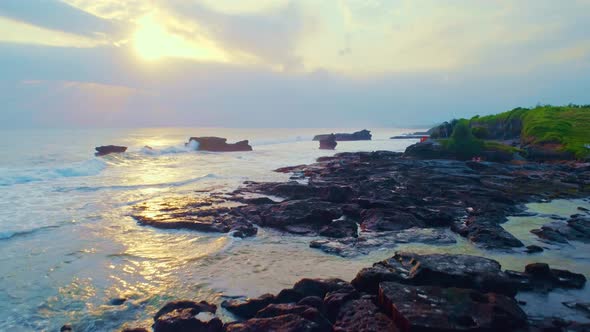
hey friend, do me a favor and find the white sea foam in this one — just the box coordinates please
[0,159,107,186]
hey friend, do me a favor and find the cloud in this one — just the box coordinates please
[157,0,311,71]
[0,0,126,40]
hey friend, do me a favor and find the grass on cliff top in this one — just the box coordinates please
[471,105,590,158]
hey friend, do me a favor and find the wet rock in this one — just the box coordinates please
[352,252,518,296]
[187,137,252,152]
[510,263,586,291]
[258,200,342,233]
[153,300,221,332]
[154,309,223,332]
[452,217,524,249]
[319,134,337,150]
[292,278,354,299]
[378,282,527,332]
[318,218,358,238]
[333,299,399,332]
[255,304,332,331]
[563,301,590,317]
[360,209,419,231]
[154,300,217,321]
[224,314,325,332]
[297,296,324,313]
[131,197,257,238]
[403,140,451,159]
[256,303,317,319]
[313,129,372,141]
[60,324,73,332]
[95,145,127,156]
[109,297,127,305]
[531,216,590,244]
[525,245,544,253]
[222,294,276,319]
[323,288,359,322]
[310,228,455,257]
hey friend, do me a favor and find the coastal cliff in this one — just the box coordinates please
[423,105,590,161]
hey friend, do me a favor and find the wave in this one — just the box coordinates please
[0,225,61,241]
[0,159,107,187]
[55,173,217,192]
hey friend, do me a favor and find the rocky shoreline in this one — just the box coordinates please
[116,150,590,331]
[132,151,590,255]
[115,251,588,332]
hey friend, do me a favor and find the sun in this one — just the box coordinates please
[132,13,228,62]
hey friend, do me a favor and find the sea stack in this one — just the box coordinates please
[319,134,337,150]
[187,137,253,152]
[95,145,127,156]
[313,129,372,141]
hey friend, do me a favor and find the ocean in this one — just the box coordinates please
[0,128,588,331]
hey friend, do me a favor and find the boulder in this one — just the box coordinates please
[333,298,399,332]
[95,145,127,156]
[224,314,325,332]
[505,263,586,291]
[313,130,372,141]
[153,300,222,332]
[222,294,276,319]
[351,252,518,296]
[378,282,527,332]
[319,134,337,150]
[188,137,252,152]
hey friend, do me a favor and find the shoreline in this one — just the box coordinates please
[113,151,590,331]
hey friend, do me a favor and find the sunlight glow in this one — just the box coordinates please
[132,13,228,62]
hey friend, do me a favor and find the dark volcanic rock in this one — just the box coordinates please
[452,217,524,249]
[333,298,399,332]
[257,199,342,234]
[131,150,590,253]
[313,129,372,141]
[505,263,586,291]
[154,300,217,321]
[223,278,353,319]
[352,252,518,296]
[310,228,455,257]
[224,314,325,332]
[531,215,590,244]
[131,197,257,238]
[255,304,332,331]
[525,244,544,253]
[379,282,527,332]
[60,324,73,332]
[153,300,222,332]
[222,294,276,319]
[319,134,337,150]
[318,218,358,238]
[188,137,252,152]
[95,145,127,156]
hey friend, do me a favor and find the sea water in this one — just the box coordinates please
[0,128,588,331]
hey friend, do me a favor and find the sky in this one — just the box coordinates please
[0,0,589,128]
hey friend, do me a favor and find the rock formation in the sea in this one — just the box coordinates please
[318,134,337,150]
[128,252,586,331]
[313,129,372,141]
[187,137,253,152]
[95,145,127,156]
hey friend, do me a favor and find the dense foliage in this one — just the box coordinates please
[446,120,484,159]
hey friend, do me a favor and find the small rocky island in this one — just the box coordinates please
[112,105,590,331]
[187,137,253,152]
[313,129,372,141]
